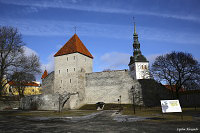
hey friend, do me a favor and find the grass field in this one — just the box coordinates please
[0,110,97,117]
[80,104,200,122]
[0,104,199,122]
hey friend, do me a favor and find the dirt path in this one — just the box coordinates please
[0,111,199,133]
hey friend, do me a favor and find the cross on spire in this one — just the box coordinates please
[74,26,77,34]
[133,17,137,35]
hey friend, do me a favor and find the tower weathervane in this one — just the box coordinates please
[74,26,77,34]
[133,17,136,35]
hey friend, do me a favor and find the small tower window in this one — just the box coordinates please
[59,70,60,74]
[61,80,62,83]
[74,56,75,60]
[67,69,68,72]
[70,79,71,83]
[85,58,86,62]
[67,57,68,61]
[74,68,75,71]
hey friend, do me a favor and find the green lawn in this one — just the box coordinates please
[0,110,97,117]
[80,104,200,122]
[122,107,200,122]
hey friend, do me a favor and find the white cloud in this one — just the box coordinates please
[146,54,161,65]
[136,11,200,23]
[100,52,130,70]
[23,6,40,14]
[0,0,199,22]
[41,53,55,73]
[1,17,199,46]
[23,46,38,56]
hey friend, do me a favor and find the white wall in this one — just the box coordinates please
[54,53,93,109]
[85,70,141,104]
[135,62,150,79]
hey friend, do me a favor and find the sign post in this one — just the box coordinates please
[160,100,182,120]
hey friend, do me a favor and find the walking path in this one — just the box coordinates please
[0,110,199,132]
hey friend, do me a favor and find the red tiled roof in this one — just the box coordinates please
[8,81,40,87]
[164,85,185,92]
[54,34,93,58]
[41,70,48,79]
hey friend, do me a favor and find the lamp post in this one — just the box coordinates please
[119,95,122,111]
[131,87,136,114]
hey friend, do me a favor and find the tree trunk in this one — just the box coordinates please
[176,89,179,99]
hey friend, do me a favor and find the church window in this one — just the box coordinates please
[144,65,147,69]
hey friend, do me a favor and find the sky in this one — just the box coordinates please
[0,0,200,82]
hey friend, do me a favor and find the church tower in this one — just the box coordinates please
[54,34,93,109]
[129,23,150,79]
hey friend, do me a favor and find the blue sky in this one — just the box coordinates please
[0,0,200,81]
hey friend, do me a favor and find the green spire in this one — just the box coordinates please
[129,21,148,65]
[134,22,137,35]
[133,22,141,56]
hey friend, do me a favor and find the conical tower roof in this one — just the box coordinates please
[41,70,48,79]
[54,34,93,58]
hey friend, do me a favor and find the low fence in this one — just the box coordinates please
[179,90,200,108]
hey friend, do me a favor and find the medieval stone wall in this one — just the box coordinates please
[85,70,143,105]
[0,101,19,110]
[41,71,54,94]
[54,53,93,109]
[20,94,59,110]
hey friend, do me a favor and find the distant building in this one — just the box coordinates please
[4,81,42,96]
[164,85,185,92]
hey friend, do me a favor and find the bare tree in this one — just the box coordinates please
[11,53,41,98]
[10,72,35,97]
[151,51,200,99]
[0,26,41,97]
[0,26,24,96]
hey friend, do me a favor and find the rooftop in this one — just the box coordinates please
[54,34,93,58]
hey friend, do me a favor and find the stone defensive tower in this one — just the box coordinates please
[54,34,93,109]
[129,23,150,79]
